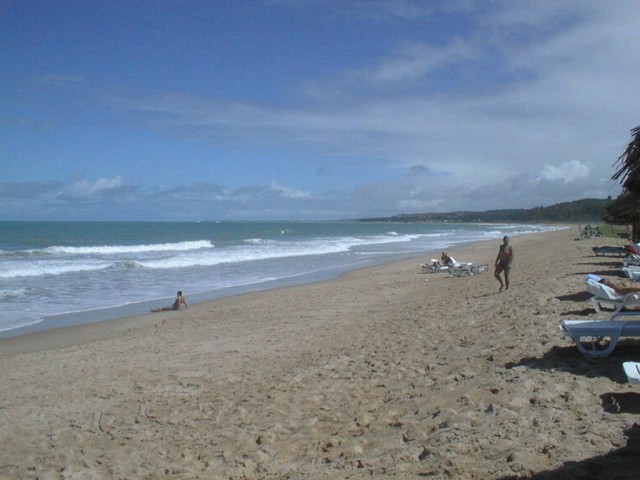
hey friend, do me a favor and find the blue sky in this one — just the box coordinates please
[1,0,639,221]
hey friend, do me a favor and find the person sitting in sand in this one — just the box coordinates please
[152,291,188,312]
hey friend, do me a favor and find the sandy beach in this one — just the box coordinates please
[1,228,639,479]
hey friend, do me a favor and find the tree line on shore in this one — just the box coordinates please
[358,198,613,224]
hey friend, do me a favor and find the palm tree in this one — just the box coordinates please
[607,126,640,242]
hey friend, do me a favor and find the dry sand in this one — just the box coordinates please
[1,228,639,479]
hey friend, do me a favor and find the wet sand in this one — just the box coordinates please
[1,228,639,479]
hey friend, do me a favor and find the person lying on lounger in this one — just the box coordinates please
[599,278,640,295]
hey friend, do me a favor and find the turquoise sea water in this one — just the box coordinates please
[0,221,558,338]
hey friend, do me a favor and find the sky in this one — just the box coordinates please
[1,0,639,221]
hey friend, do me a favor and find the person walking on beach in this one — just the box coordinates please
[494,236,513,291]
[152,291,188,312]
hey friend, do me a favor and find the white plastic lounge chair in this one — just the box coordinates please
[623,254,640,266]
[592,246,627,257]
[584,273,602,283]
[421,260,449,273]
[560,313,640,357]
[450,263,489,277]
[585,279,640,312]
[449,262,472,276]
[472,264,489,274]
[621,266,640,280]
[623,361,640,385]
[585,279,622,311]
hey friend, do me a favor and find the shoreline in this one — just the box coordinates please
[0,247,445,356]
[0,227,535,348]
[0,249,426,343]
[2,228,639,478]
[0,222,561,342]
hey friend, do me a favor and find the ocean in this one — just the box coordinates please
[0,221,559,338]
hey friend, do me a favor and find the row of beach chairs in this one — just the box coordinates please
[561,247,640,384]
[592,243,640,258]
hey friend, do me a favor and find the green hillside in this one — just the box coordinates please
[359,198,613,223]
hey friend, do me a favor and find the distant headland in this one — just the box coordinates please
[358,198,612,223]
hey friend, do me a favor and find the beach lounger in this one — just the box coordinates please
[592,246,627,257]
[626,244,640,257]
[621,265,640,280]
[449,262,472,276]
[623,253,640,266]
[472,264,489,274]
[623,362,640,385]
[450,263,489,277]
[586,279,622,311]
[585,279,640,312]
[421,260,449,273]
[560,313,640,357]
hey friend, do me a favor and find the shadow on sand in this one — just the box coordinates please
[575,269,626,278]
[499,423,640,479]
[556,291,593,303]
[601,392,640,415]
[505,342,640,383]
[504,345,640,479]
[501,342,640,476]
[559,308,602,316]
[575,259,626,268]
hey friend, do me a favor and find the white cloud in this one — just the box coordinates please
[346,41,475,87]
[265,181,311,199]
[538,160,590,183]
[64,176,125,199]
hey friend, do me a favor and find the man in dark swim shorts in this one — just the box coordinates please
[494,236,513,291]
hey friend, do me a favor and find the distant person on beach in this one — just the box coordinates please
[152,291,188,312]
[441,252,453,267]
[494,236,513,291]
